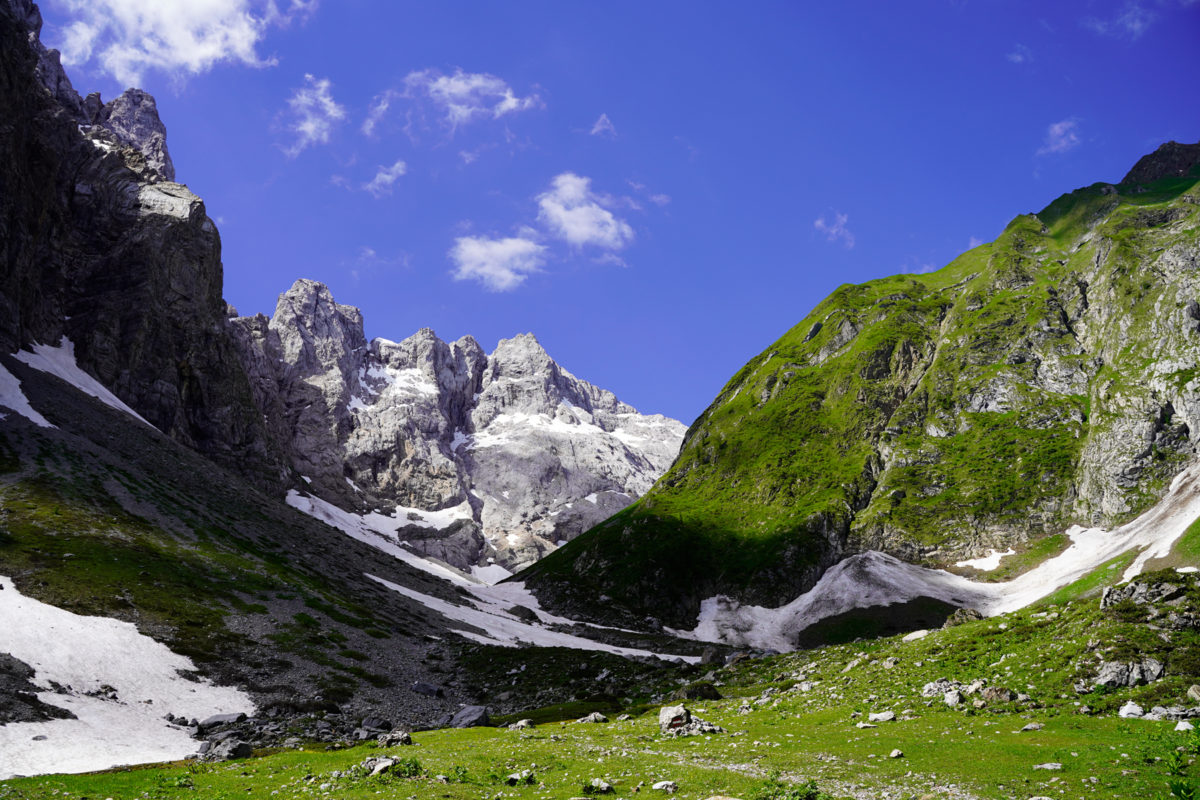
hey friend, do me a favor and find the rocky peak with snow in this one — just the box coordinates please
[232,279,686,574]
[85,88,176,182]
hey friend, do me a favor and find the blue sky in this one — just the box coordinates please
[38,0,1200,424]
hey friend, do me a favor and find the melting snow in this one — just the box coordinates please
[368,574,697,663]
[673,463,1200,651]
[14,337,153,429]
[0,576,253,779]
[471,563,514,584]
[955,548,1016,571]
[0,362,53,428]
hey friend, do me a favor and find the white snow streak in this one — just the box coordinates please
[0,576,253,779]
[674,463,1200,651]
[368,574,697,663]
[955,548,1015,571]
[14,337,153,428]
[0,362,53,428]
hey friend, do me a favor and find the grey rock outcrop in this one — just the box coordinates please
[232,279,685,572]
[0,0,283,488]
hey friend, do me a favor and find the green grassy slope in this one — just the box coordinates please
[8,570,1200,800]
[523,167,1200,628]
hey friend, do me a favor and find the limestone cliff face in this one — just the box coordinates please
[0,0,283,487]
[231,280,686,572]
[524,148,1200,627]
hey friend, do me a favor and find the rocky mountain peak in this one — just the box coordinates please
[1121,140,1200,185]
[270,279,366,381]
[87,88,175,182]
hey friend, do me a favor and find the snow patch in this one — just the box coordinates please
[14,338,153,429]
[0,361,54,428]
[673,462,1200,650]
[471,563,514,585]
[955,548,1015,571]
[368,574,697,662]
[0,576,253,779]
[286,491,473,585]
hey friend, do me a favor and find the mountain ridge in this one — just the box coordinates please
[522,150,1200,632]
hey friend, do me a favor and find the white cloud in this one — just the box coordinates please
[814,212,855,249]
[968,236,984,249]
[403,68,541,130]
[51,0,314,86]
[283,74,345,157]
[362,159,407,198]
[449,235,546,292]
[1036,118,1080,156]
[589,113,617,137]
[1006,43,1034,63]
[536,173,634,250]
[362,89,399,137]
[627,180,671,207]
[1083,3,1156,38]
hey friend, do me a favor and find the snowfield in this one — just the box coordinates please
[14,337,154,429]
[671,462,1200,651]
[0,576,254,780]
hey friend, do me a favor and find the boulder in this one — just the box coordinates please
[1094,659,1164,688]
[207,739,252,761]
[980,687,1015,703]
[377,731,412,746]
[659,704,691,734]
[449,705,491,728]
[411,681,445,698]
[576,711,608,724]
[868,711,895,723]
[943,690,962,707]
[652,780,678,792]
[1118,701,1145,718]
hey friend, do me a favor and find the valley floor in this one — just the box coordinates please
[4,581,1198,800]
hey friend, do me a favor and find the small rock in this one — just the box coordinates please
[1033,763,1063,771]
[1189,685,1200,703]
[944,689,962,707]
[588,778,614,794]
[855,722,877,729]
[509,719,535,730]
[902,629,930,642]
[506,770,535,786]
[377,731,412,746]
[410,681,444,698]
[577,711,608,724]
[1177,720,1195,732]
[652,780,678,793]
[370,758,397,777]
[868,710,895,722]
[1020,722,1044,732]
[1118,701,1144,718]
[889,749,903,759]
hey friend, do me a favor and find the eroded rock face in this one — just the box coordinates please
[0,0,282,488]
[232,279,686,572]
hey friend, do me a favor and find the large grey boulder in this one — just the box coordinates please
[449,705,490,728]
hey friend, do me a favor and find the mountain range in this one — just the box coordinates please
[4,0,1200,789]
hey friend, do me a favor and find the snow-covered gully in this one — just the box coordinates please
[671,462,1200,651]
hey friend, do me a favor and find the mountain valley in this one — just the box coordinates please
[4,0,1200,797]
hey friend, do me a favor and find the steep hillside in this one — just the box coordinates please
[524,144,1200,629]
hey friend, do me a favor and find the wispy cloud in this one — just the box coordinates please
[283,74,345,157]
[361,89,399,137]
[52,0,315,86]
[589,113,617,137]
[403,68,542,130]
[348,245,409,283]
[814,212,855,249]
[1036,118,1080,156]
[627,180,671,207]
[1006,43,1034,64]
[537,173,634,250]
[968,236,985,249]
[362,159,407,198]
[1082,2,1156,39]
[449,234,546,291]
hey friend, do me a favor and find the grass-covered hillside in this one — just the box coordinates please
[7,566,1200,799]
[524,150,1200,628]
